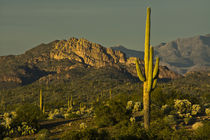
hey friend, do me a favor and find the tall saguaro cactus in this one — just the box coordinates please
[135,7,159,129]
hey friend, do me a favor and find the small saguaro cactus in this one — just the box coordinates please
[68,95,73,111]
[43,104,45,113]
[96,95,99,102]
[40,89,43,112]
[135,7,159,129]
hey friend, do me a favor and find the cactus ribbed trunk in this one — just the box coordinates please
[135,7,159,130]
[143,83,150,129]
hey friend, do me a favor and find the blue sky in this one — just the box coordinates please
[0,0,209,56]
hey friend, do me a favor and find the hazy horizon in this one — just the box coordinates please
[0,0,209,56]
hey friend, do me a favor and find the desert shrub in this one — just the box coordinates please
[171,128,192,140]
[163,115,177,125]
[150,104,164,120]
[191,104,201,116]
[194,121,210,140]
[183,117,193,125]
[174,99,192,114]
[149,119,193,140]
[61,128,110,140]
[161,104,171,115]
[47,109,63,120]
[132,102,142,113]
[94,100,130,127]
[18,122,37,136]
[192,122,203,130]
[1,104,45,137]
[94,105,115,127]
[64,112,80,119]
[109,101,130,122]
[151,87,166,107]
[36,129,50,140]
[115,123,148,140]
[148,119,173,140]
[80,123,87,129]
[126,101,133,110]
[205,108,210,116]
[2,112,13,128]
[13,103,45,129]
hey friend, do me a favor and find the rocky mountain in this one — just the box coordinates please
[0,38,180,88]
[112,34,210,74]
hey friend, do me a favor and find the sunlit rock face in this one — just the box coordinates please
[50,37,127,68]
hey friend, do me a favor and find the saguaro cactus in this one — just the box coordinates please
[135,7,159,129]
[68,95,73,111]
[40,89,43,112]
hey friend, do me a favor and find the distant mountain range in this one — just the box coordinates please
[112,34,210,74]
[0,38,179,88]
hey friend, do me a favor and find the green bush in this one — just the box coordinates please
[115,123,148,140]
[94,100,130,127]
[191,104,201,116]
[163,115,177,125]
[18,122,37,136]
[149,119,174,140]
[61,128,110,140]
[64,113,80,119]
[36,129,50,140]
[174,99,192,114]
[94,104,115,127]
[151,87,166,107]
[13,103,45,129]
[150,104,164,120]
[171,128,192,140]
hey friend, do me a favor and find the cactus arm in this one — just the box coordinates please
[152,78,157,90]
[43,105,45,113]
[147,46,153,92]
[153,57,159,79]
[144,7,151,78]
[135,59,146,82]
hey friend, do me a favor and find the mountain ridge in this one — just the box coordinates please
[0,37,180,88]
[112,34,210,74]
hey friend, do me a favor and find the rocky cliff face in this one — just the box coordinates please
[50,38,127,68]
[49,37,180,79]
[0,37,180,88]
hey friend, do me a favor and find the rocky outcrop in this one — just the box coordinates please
[50,38,127,68]
[0,76,22,83]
